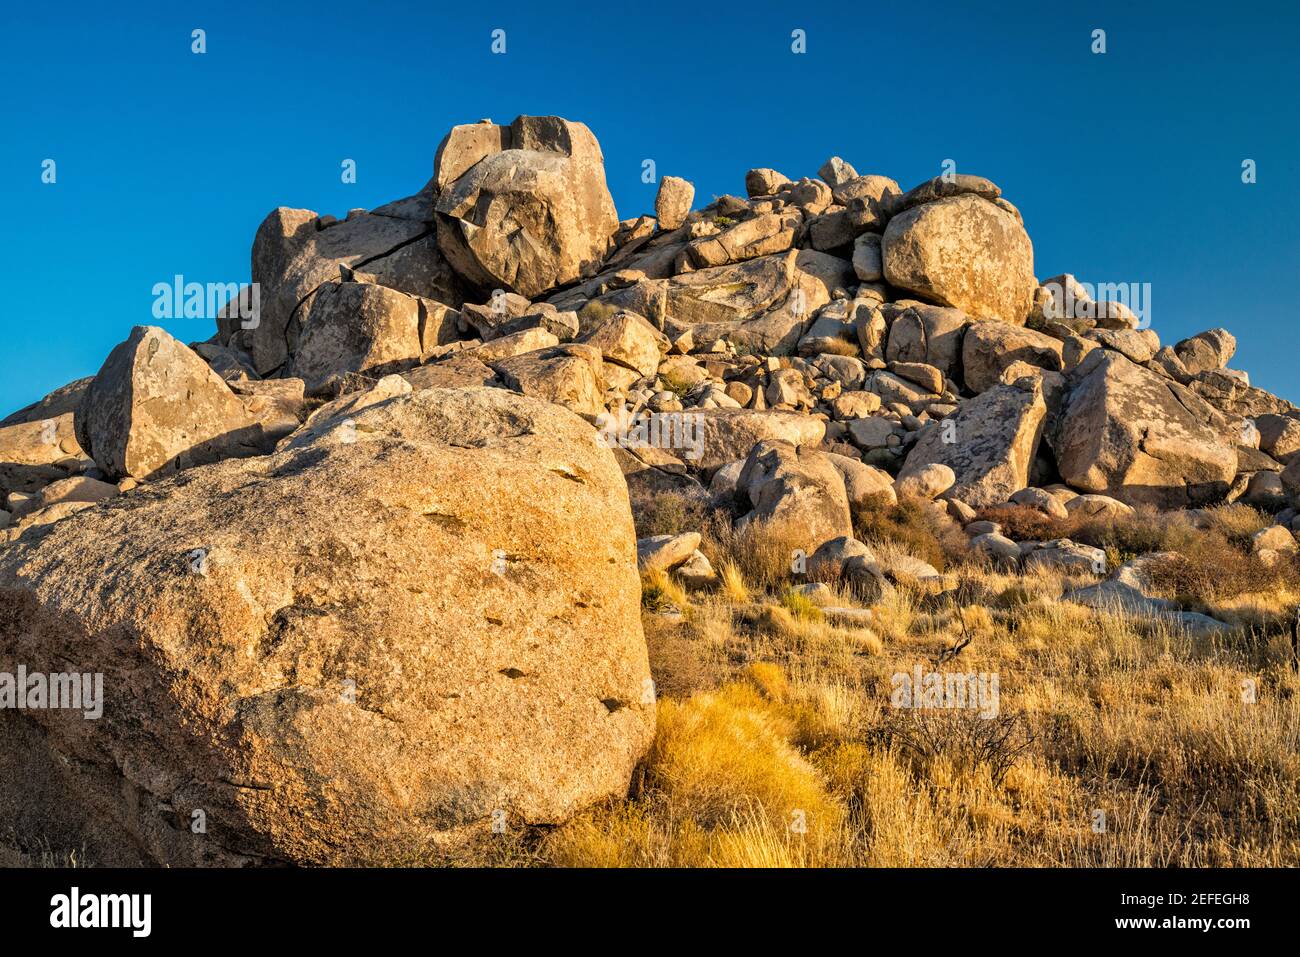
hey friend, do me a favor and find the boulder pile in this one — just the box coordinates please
[2,113,1295,863]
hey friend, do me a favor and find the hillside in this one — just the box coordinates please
[1,114,1297,866]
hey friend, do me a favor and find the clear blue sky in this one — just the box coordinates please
[2,0,1297,414]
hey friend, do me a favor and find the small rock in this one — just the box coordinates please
[637,532,702,572]
[655,176,695,231]
[894,463,956,501]
[674,549,717,589]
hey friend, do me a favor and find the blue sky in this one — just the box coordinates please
[2,0,1298,414]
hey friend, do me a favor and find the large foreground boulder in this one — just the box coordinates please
[435,116,619,298]
[882,193,1034,326]
[1055,350,1236,507]
[0,386,654,865]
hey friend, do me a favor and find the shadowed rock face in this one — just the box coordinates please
[0,387,654,865]
[1055,350,1237,507]
[247,197,465,375]
[883,301,970,382]
[961,320,1064,394]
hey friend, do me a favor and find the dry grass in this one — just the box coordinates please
[702,514,817,592]
[535,498,1300,868]
[641,567,690,613]
[717,560,750,604]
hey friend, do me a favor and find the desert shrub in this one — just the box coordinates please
[629,488,713,539]
[644,613,726,699]
[1144,532,1300,604]
[852,494,968,571]
[976,502,1196,562]
[1201,502,1272,547]
[703,514,812,594]
[816,338,860,358]
[745,661,791,702]
[780,587,825,622]
[876,708,1035,788]
[974,504,1062,542]
[577,299,616,327]
[543,801,660,868]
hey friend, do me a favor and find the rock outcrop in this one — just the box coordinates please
[3,110,1295,866]
[75,326,268,481]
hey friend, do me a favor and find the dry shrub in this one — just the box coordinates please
[992,499,1300,608]
[975,503,1062,542]
[1074,505,1160,551]
[746,661,791,701]
[543,801,662,868]
[1145,533,1300,604]
[1202,502,1273,546]
[852,493,969,571]
[545,663,854,867]
[644,613,725,699]
[629,488,714,539]
[816,338,861,358]
[877,708,1034,788]
[577,299,616,327]
[703,514,811,593]
[976,503,1175,559]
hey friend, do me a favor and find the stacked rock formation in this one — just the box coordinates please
[2,113,1295,863]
